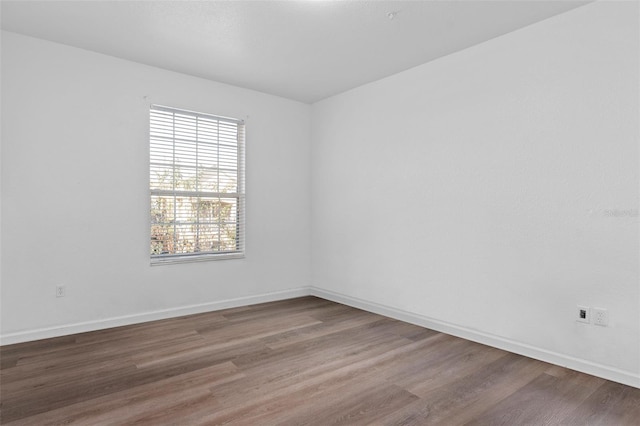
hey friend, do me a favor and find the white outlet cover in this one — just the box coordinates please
[593,307,609,327]
[576,305,590,324]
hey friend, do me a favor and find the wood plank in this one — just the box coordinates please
[4,362,242,426]
[464,370,604,425]
[562,380,640,425]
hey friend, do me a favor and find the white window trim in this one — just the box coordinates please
[149,104,245,265]
[150,252,245,266]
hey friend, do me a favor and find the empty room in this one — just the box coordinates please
[1,0,639,424]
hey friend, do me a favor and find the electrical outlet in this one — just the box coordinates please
[56,285,65,298]
[576,305,590,323]
[593,307,609,327]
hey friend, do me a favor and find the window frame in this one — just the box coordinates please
[149,104,245,265]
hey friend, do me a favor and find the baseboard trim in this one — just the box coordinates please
[310,287,640,389]
[3,285,638,389]
[0,287,311,346]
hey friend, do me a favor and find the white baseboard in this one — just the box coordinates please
[0,287,311,346]
[310,287,640,389]
[3,285,638,389]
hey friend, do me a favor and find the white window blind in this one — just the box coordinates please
[149,105,245,263]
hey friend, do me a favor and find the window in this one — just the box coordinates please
[149,105,245,264]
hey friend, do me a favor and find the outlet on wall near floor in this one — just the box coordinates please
[576,305,590,323]
[593,307,609,327]
[56,285,66,298]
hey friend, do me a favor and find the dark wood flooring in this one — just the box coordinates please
[1,296,639,425]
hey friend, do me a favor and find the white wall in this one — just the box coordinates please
[311,1,639,383]
[1,31,311,339]
[2,1,639,388]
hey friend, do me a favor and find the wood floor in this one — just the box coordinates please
[1,297,639,425]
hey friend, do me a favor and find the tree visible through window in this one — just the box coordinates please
[149,105,245,262]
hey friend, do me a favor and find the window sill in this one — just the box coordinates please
[150,252,245,266]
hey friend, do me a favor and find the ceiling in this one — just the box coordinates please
[1,1,590,104]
